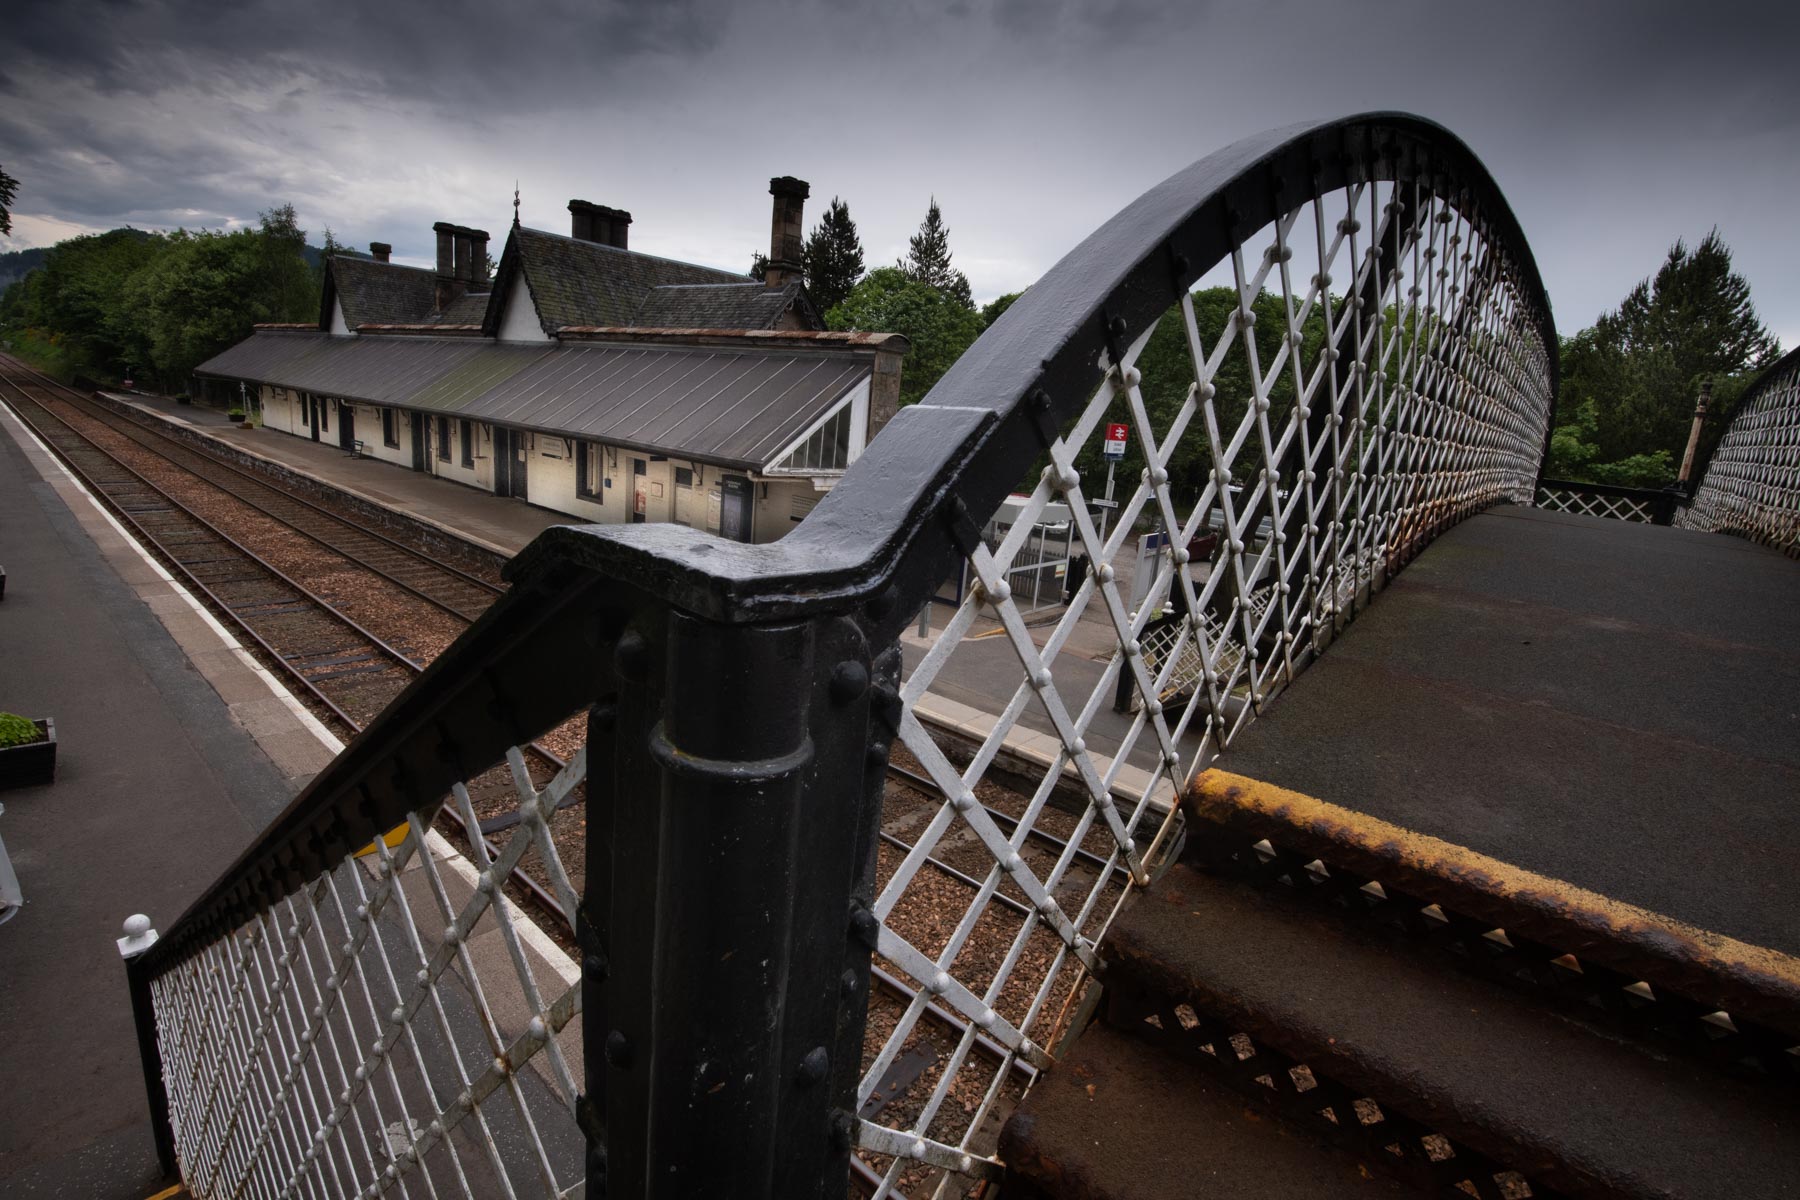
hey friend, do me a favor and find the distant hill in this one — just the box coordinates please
[0,228,330,294]
[0,245,49,291]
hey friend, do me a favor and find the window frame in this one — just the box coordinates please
[381,408,400,449]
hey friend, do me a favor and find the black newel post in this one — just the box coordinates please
[584,595,885,1198]
[118,914,178,1181]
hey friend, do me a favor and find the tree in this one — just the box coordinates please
[748,252,768,282]
[899,198,972,309]
[1561,230,1779,465]
[802,197,864,312]
[827,267,984,406]
[0,165,17,237]
[980,292,1022,329]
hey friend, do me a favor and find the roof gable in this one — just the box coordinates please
[322,256,439,329]
[488,226,751,336]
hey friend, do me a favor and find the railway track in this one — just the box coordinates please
[0,357,1096,1192]
[0,356,575,924]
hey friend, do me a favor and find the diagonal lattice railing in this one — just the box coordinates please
[125,112,1555,1200]
[1679,346,1800,555]
[1534,478,1675,524]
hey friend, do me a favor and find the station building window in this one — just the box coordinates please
[437,417,451,461]
[381,408,400,448]
[460,420,474,468]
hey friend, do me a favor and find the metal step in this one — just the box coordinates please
[1183,769,1800,1080]
[1101,861,1800,1199]
[999,1019,1417,1199]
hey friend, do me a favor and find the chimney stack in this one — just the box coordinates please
[432,222,491,310]
[764,176,809,289]
[369,241,392,263]
[568,199,632,250]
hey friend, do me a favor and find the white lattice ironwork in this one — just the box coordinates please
[1679,352,1800,555]
[857,172,1553,1194]
[149,748,586,1199]
[1534,485,1655,523]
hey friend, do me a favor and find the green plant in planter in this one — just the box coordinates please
[0,713,42,748]
[228,408,246,417]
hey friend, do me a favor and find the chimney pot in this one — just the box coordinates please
[369,242,392,263]
[765,176,810,289]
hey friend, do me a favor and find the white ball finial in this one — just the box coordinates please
[124,914,152,938]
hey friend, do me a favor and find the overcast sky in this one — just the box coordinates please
[4,0,1796,346]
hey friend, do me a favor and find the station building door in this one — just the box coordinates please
[338,404,355,452]
[629,456,673,523]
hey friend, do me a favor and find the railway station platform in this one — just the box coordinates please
[0,411,311,1198]
[103,391,568,557]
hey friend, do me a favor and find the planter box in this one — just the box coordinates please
[0,719,55,790]
[228,413,247,424]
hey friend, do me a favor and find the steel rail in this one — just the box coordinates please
[0,376,576,929]
[0,353,506,597]
[0,358,504,622]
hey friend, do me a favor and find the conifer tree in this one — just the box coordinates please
[1561,229,1779,463]
[802,197,864,313]
[899,198,973,309]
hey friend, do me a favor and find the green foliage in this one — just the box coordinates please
[0,713,43,749]
[802,197,864,313]
[0,207,317,391]
[1561,230,1779,468]
[827,267,984,406]
[1543,397,1675,488]
[898,198,973,309]
[0,165,17,238]
[980,292,1021,328]
[1062,287,1329,508]
[748,251,768,282]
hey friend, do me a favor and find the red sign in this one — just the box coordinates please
[1102,422,1129,460]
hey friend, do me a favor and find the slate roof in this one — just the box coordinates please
[196,330,872,471]
[501,227,756,334]
[632,280,813,330]
[323,257,437,328]
[429,293,492,324]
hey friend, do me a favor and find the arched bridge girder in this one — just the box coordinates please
[1680,344,1800,556]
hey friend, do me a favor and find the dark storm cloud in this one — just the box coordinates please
[2,0,1797,342]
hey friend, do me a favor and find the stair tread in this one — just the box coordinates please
[1106,862,1800,1199]
[1001,1020,1416,1199]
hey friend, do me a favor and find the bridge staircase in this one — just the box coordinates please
[1004,766,1800,1198]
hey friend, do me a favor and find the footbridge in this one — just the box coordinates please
[104,112,1800,1199]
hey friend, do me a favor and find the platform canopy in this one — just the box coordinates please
[196,328,872,472]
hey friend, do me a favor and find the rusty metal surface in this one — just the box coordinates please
[1105,862,1800,1199]
[1210,504,1800,957]
[1188,769,1800,1040]
[998,1020,1413,1200]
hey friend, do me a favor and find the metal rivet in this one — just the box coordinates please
[614,629,651,682]
[829,661,869,705]
[795,1046,830,1087]
[604,1030,633,1069]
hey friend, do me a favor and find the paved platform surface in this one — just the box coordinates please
[108,392,568,556]
[0,411,311,1198]
[1218,504,1800,957]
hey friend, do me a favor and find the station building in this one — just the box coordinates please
[196,180,905,544]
